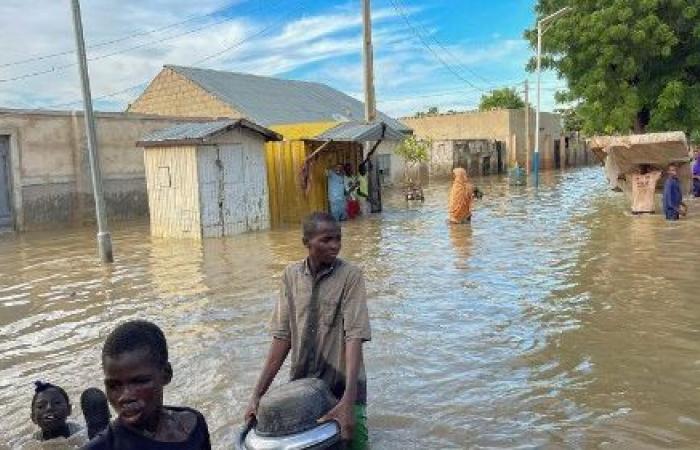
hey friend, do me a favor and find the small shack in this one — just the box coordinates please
[138,119,281,239]
[265,121,406,227]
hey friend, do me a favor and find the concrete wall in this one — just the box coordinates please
[0,109,195,230]
[401,109,563,171]
[128,67,240,119]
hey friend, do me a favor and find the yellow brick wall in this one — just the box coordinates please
[128,68,240,119]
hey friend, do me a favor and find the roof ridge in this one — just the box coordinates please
[165,64,322,87]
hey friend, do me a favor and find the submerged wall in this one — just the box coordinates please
[0,109,192,231]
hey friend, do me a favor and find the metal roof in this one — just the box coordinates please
[137,119,281,147]
[166,65,411,133]
[315,121,407,142]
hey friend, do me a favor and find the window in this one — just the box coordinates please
[157,166,171,188]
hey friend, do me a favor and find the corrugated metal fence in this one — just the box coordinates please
[265,140,363,227]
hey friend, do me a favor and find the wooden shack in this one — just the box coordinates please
[138,119,281,239]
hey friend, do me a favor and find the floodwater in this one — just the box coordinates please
[1,167,699,449]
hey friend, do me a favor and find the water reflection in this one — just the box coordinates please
[1,168,699,449]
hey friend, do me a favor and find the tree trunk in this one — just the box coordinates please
[634,109,650,134]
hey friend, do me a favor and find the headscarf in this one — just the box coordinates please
[448,168,474,223]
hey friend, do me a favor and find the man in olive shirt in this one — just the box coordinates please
[245,212,371,449]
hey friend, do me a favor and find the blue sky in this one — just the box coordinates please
[0,0,566,117]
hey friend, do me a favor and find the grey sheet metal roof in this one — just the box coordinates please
[166,65,411,133]
[137,119,281,147]
[315,121,406,142]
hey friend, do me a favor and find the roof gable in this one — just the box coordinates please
[166,65,410,133]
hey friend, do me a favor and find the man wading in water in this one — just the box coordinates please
[245,212,371,449]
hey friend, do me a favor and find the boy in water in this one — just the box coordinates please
[83,320,211,450]
[31,381,86,444]
[245,212,371,449]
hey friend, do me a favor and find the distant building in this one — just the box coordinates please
[402,109,588,177]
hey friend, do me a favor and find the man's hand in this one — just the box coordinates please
[244,396,260,424]
[318,398,355,441]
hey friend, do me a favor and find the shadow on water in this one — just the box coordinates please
[1,167,699,449]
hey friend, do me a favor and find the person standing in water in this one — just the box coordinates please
[629,165,662,214]
[663,164,687,221]
[357,163,370,215]
[448,167,475,224]
[245,212,371,449]
[327,164,347,222]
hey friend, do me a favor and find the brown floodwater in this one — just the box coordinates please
[1,167,699,449]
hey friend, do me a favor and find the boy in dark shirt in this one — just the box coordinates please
[82,320,211,450]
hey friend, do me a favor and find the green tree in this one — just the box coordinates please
[526,1,700,136]
[555,106,584,133]
[479,88,526,111]
[394,135,430,184]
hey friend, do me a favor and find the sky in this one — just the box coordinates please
[0,0,567,118]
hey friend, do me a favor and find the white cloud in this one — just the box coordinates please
[0,0,561,116]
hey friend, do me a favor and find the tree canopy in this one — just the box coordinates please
[478,88,526,111]
[526,0,700,136]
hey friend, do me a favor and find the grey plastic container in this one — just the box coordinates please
[256,378,338,437]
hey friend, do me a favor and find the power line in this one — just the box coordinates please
[0,2,239,69]
[388,0,485,91]
[393,0,492,86]
[48,1,305,109]
[0,0,290,84]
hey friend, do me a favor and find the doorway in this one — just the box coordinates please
[0,136,12,229]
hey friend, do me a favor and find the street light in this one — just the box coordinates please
[534,6,571,187]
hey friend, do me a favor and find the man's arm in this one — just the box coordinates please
[244,337,291,422]
[319,338,363,441]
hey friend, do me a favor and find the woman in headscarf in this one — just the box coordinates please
[448,167,474,224]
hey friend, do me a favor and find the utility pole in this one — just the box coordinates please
[524,79,530,174]
[70,0,113,263]
[362,0,381,213]
[535,6,571,187]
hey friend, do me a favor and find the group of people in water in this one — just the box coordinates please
[27,212,370,450]
[326,163,370,222]
[629,150,700,221]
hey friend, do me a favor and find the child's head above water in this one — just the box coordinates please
[31,381,72,439]
[101,320,173,431]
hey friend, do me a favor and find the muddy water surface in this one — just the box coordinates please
[1,168,699,449]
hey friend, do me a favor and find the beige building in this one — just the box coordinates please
[0,108,202,231]
[128,65,411,185]
[402,109,566,177]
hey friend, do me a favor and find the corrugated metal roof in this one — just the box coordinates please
[315,121,406,142]
[137,119,281,147]
[166,65,411,133]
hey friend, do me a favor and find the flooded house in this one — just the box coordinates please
[127,65,411,225]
